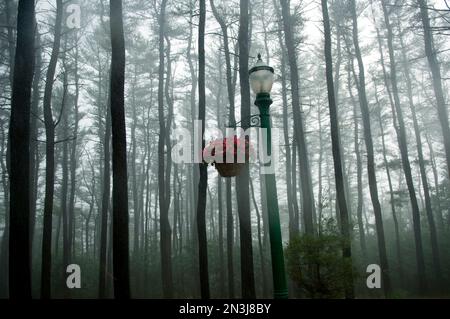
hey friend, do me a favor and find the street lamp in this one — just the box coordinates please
[249,54,288,299]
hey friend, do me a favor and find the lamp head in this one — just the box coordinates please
[249,53,274,94]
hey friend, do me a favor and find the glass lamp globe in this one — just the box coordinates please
[249,53,274,94]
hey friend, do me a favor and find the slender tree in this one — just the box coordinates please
[397,22,442,287]
[30,30,42,251]
[347,68,366,258]
[157,0,174,298]
[280,0,316,235]
[41,0,63,299]
[417,0,450,179]
[68,34,80,268]
[98,88,111,298]
[197,0,210,299]
[214,49,226,297]
[8,0,35,299]
[321,0,354,299]
[60,39,70,291]
[380,0,426,293]
[273,0,298,240]
[237,0,256,299]
[348,0,392,297]
[110,0,130,299]
[374,86,404,285]
[209,0,236,298]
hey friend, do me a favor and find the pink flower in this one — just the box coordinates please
[203,136,254,164]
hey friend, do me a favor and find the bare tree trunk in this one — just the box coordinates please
[280,0,315,235]
[41,0,63,299]
[249,178,268,298]
[131,65,140,257]
[321,0,354,298]
[317,103,324,235]
[214,47,225,297]
[109,0,130,299]
[398,28,442,287]
[8,0,35,299]
[186,6,199,281]
[157,0,173,299]
[425,133,445,234]
[209,0,236,298]
[0,120,9,298]
[164,33,174,260]
[59,41,71,295]
[98,88,111,298]
[196,0,210,299]
[380,1,426,293]
[417,0,450,179]
[237,0,256,299]
[61,103,70,293]
[130,64,141,296]
[68,41,80,265]
[333,24,353,233]
[143,105,153,291]
[172,169,178,256]
[273,0,297,239]
[349,0,391,297]
[5,0,15,85]
[30,30,42,253]
[347,69,366,258]
[370,24,406,285]
[374,87,405,286]
[0,0,16,296]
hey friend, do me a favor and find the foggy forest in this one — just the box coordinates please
[1,0,450,299]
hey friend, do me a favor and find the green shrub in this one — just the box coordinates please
[285,218,355,298]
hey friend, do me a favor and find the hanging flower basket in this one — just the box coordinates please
[214,162,245,177]
[203,136,253,178]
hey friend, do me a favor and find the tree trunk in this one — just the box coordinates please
[98,86,111,298]
[214,47,225,297]
[371,26,407,285]
[157,0,173,299]
[398,27,442,287]
[321,0,354,299]
[375,93,404,286]
[349,0,391,297]
[280,0,315,235]
[347,69,366,258]
[0,120,9,298]
[417,0,450,180]
[380,1,426,293]
[196,0,210,299]
[60,43,70,293]
[209,0,236,298]
[68,41,80,265]
[8,0,35,299]
[249,178,268,298]
[109,0,130,299]
[317,102,324,235]
[237,0,256,299]
[41,0,63,299]
[425,133,445,235]
[130,65,140,296]
[173,167,179,258]
[164,32,174,259]
[274,0,297,239]
[333,24,353,234]
[5,0,15,86]
[187,5,199,278]
[29,30,42,254]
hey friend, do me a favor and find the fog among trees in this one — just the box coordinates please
[1,0,450,299]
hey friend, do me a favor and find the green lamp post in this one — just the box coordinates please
[249,54,288,299]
